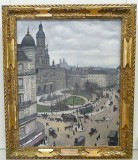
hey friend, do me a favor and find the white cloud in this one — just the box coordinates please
[17,19,121,68]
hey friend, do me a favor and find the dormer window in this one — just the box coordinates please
[18,64,23,74]
[18,78,23,89]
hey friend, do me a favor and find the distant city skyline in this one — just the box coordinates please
[17,20,121,68]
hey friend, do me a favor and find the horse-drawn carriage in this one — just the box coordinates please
[89,128,97,136]
[48,128,57,138]
[74,136,85,146]
[107,130,118,146]
[62,114,77,122]
[55,117,63,122]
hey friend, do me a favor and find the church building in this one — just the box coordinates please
[35,23,66,96]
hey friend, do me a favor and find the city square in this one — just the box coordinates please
[37,88,119,146]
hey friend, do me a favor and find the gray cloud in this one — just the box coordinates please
[17,19,121,68]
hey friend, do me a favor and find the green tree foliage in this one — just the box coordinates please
[84,80,100,95]
[51,101,69,111]
[74,82,80,94]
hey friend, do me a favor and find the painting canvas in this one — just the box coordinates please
[17,19,121,147]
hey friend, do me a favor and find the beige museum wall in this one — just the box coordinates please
[0,0,137,159]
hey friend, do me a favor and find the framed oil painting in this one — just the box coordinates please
[2,4,136,159]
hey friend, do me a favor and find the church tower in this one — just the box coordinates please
[36,23,45,47]
[36,23,50,68]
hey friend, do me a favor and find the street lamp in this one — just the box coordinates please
[73,95,76,109]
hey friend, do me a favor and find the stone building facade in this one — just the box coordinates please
[17,29,45,147]
[87,72,117,88]
[35,23,66,95]
[66,68,117,89]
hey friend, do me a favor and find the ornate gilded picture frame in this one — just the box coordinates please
[2,4,136,159]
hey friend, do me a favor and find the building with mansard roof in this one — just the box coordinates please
[17,28,45,147]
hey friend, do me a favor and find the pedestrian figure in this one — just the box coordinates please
[45,136,47,141]
[78,123,80,128]
[99,134,100,138]
[95,143,97,146]
[75,127,77,132]
[74,138,78,144]
[53,142,56,146]
[96,134,100,141]
[45,138,47,144]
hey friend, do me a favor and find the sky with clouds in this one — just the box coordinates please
[17,19,121,68]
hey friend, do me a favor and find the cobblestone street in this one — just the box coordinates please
[37,89,119,146]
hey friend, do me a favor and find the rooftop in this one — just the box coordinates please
[20,121,45,146]
[108,130,118,138]
[17,45,31,62]
[21,28,36,47]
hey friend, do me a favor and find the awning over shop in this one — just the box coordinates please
[20,121,46,147]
